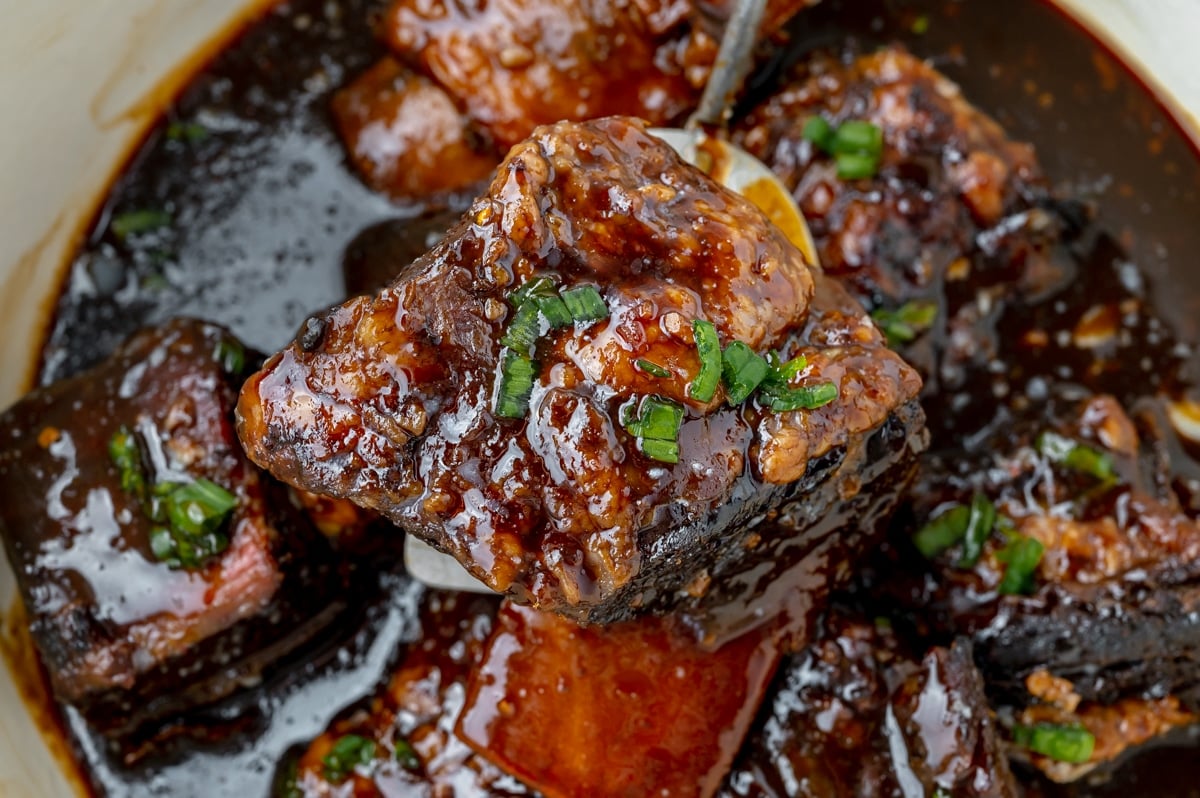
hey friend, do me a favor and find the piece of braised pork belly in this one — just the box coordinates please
[237,116,925,625]
[281,590,527,798]
[720,610,1019,798]
[0,319,341,737]
[875,394,1200,781]
[734,46,1078,397]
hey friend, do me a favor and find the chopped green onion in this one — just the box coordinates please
[109,427,147,501]
[836,152,880,180]
[561,285,609,322]
[759,381,838,412]
[801,116,834,151]
[624,396,684,441]
[151,478,237,568]
[1013,723,1095,764]
[535,293,574,329]
[276,757,303,798]
[148,527,177,563]
[166,121,208,143]
[912,504,971,558]
[721,342,769,405]
[1036,431,1116,482]
[500,300,542,355]
[911,14,930,35]
[507,275,558,309]
[494,349,537,419]
[214,338,246,376]
[689,320,722,402]
[997,535,1044,595]
[765,352,808,386]
[322,734,377,783]
[831,121,884,157]
[635,359,670,378]
[871,300,938,346]
[393,738,420,771]
[638,438,680,464]
[622,396,684,464]
[958,493,998,568]
[112,209,171,240]
[165,479,238,534]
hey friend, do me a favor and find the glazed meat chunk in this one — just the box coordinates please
[735,47,1073,395]
[875,394,1200,780]
[720,611,1019,798]
[378,0,706,149]
[331,57,497,200]
[0,319,341,737]
[237,117,925,624]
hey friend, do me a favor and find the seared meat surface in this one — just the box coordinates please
[237,116,924,624]
[0,319,341,737]
[720,611,1018,798]
[284,591,526,797]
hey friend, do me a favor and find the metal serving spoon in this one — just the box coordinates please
[405,0,817,593]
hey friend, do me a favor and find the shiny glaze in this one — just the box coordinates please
[0,319,341,738]
[20,0,1200,794]
[236,116,922,623]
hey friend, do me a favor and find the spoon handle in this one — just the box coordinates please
[688,0,769,130]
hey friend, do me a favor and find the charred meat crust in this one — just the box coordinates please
[0,319,342,736]
[237,116,924,623]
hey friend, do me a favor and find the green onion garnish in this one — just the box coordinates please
[911,14,930,35]
[638,438,680,464]
[153,478,237,569]
[622,396,684,464]
[109,427,148,501]
[500,300,542,355]
[721,342,769,405]
[689,320,722,402]
[494,349,538,419]
[871,300,938,346]
[801,116,834,151]
[214,338,246,376]
[1035,431,1116,482]
[765,352,808,385]
[535,293,574,329]
[759,381,838,412]
[507,275,558,309]
[912,504,971,558]
[166,121,209,143]
[958,493,998,568]
[1013,723,1095,764]
[393,738,420,771]
[836,152,880,180]
[831,121,884,157]
[322,734,377,783]
[561,285,609,322]
[111,209,171,240]
[997,535,1044,595]
[635,359,670,378]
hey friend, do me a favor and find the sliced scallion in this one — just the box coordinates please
[394,738,420,771]
[1013,723,1095,764]
[109,427,147,501]
[759,381,838,412]
[635,359,670,378]
[535,293,574,329]
[765,352,808,386]
[831,120,884,157]
[499,300,541,355]
[997,535,1044,595]
[871,300,938,346]
[112,209,171,240]
[494,349,537,420]
[638,438,680,464]
[622,396,684,464]
[1036,431,1116,482]
[561,285,609,322]
[688,320,722,402]
[214,338,246,376]
[721,341,769,405]
[836,152,881,180]
[913,504,971,558]
[957,493,998,568]
[802,116,834,151]
[322,734,377,783]
[507,275,558,309]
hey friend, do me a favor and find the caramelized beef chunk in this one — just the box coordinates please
[331,56,498,200]
[237,116,924,623]
[284,591,526,797]
[378,0,707,149]
[735,47,1073,394]
[0,319,341,737]
[721,612,1018,798]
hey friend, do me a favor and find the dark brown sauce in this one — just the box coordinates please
[19,0,1200,795]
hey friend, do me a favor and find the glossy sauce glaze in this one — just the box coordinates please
[14,0,1200,795]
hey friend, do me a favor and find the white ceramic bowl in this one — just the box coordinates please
[0,1,1197,795]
